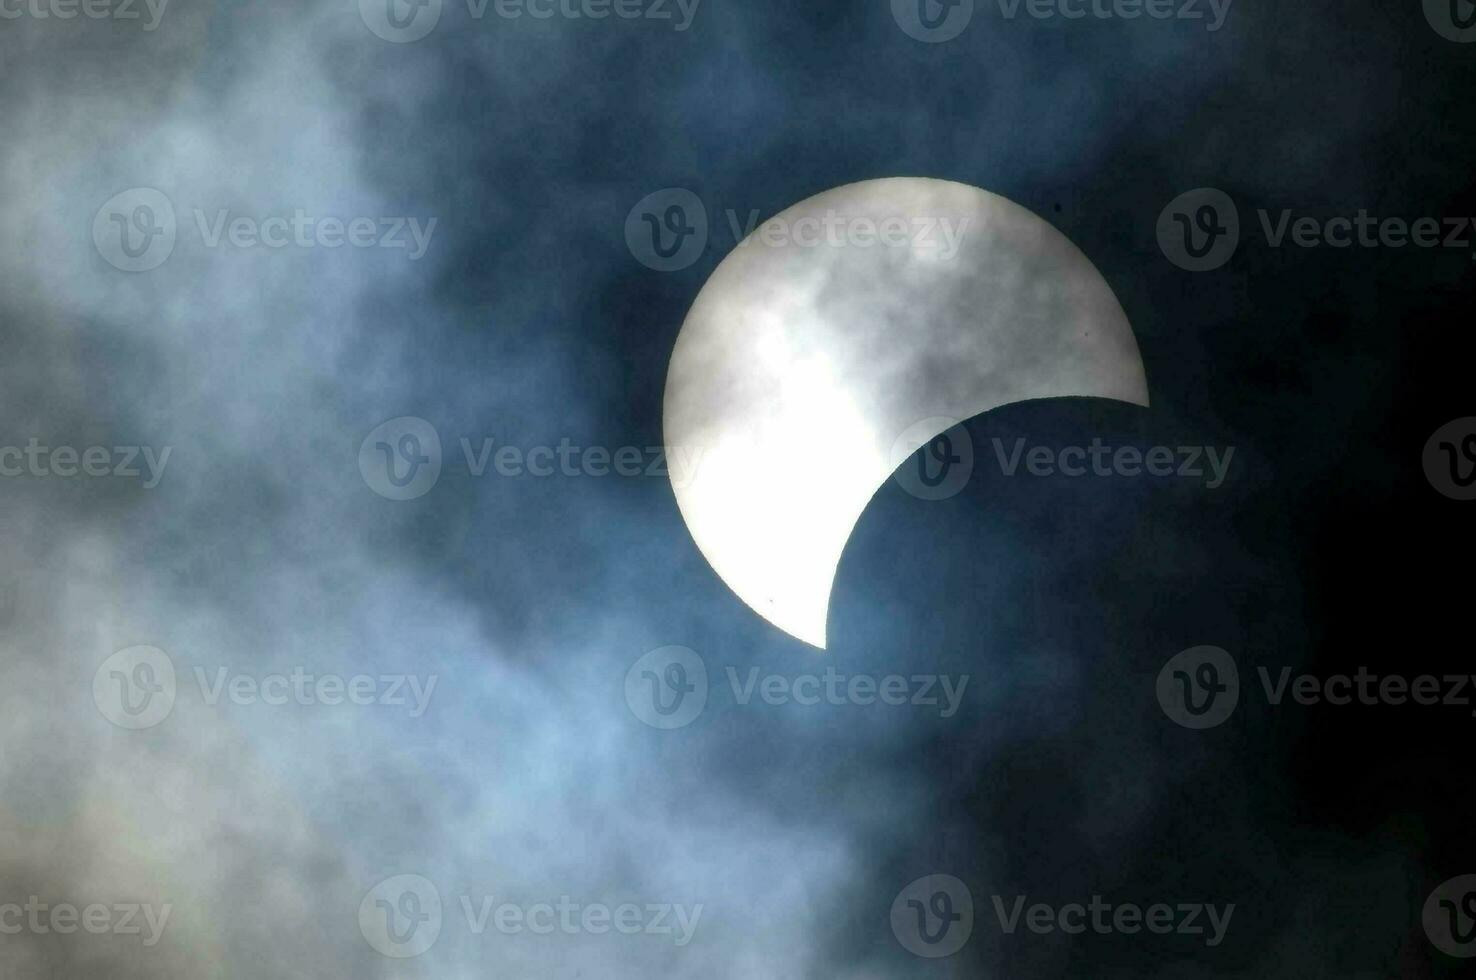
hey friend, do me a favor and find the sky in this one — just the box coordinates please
[1,0,1474,977]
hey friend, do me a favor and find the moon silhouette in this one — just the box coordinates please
[663,178,1149,648]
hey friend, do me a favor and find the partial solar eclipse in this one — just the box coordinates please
[663,178,1149,648]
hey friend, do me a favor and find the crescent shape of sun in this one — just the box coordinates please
[663,177,1149,649]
